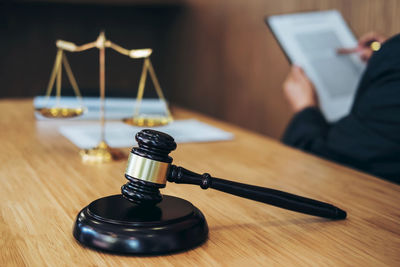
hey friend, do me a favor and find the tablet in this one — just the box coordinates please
[266,10,366,121]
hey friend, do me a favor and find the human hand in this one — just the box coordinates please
[283,65,318,113]
[337,32,387,62]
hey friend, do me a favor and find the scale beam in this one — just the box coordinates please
[39,31,173,163]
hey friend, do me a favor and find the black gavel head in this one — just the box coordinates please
[121,129,177,206]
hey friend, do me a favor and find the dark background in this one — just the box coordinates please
[0,1,183,98]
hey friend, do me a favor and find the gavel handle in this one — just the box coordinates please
[168,165,346,220]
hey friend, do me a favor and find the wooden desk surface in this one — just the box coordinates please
[1,99,399,266]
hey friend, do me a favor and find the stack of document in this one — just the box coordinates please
[34,97,234,148]
[59,120,234,149]
[34,96,168,120]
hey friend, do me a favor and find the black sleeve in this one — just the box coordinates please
[281,105,370,163]
[282,107,330,150]
[281,84,400,181]
[282,108,384,174]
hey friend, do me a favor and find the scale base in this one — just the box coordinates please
[80,141,124,163]
[35,107,85,118]
[122,115,173,127]
[73,194,208,255]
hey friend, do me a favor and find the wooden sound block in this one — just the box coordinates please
[73,195,208,255]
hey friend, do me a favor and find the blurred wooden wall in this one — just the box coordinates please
[164,0,400,139]
[2,0,399,139]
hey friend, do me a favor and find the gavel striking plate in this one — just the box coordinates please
[73,129,346,255]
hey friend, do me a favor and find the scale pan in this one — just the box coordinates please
[122,115,173,127]
[35,107,86,118]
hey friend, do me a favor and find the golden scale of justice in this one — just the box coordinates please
[36,31,173,163]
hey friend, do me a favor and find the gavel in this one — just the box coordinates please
[121,129,346,220]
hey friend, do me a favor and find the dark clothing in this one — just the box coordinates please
[282,34,400,183]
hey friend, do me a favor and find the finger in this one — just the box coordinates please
[360,49,373,62]
[359,32,379,45]
[296,65,305,74]
[283,77,295,92]
[291,66,303,79]
[360,54,368,62]
[291,65,299,72]
[293,67,310,85]
[358,31,388,48]
[292,65,304,73]
[337,47,361,54]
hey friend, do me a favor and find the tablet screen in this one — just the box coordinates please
[267,10,365,121]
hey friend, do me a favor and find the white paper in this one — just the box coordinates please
[268,10,366,121]
[59,119,234,149]
[34,96,168,120]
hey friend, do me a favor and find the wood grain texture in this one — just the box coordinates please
[165,0,400,139]
[1,99,400,266]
